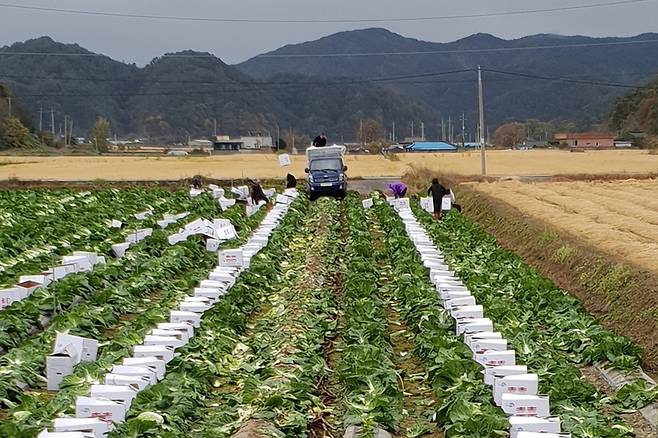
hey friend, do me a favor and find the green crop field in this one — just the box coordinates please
[0,187,655,438]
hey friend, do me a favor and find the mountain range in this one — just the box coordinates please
[2,28,658,142]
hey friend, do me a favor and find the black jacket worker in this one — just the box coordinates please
[312,133,327,147]
[428,178,449,219]
[286,173,297,189]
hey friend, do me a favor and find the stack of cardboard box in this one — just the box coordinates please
[38,189,299,438]
[394,202,569,438]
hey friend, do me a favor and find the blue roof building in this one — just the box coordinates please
[406,142,458,152]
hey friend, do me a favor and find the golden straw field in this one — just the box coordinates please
[471,179,658,274]
[2,149,658,180]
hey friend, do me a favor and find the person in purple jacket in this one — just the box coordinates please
[386,182,408,199]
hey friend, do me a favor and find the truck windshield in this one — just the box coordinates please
[310,158,342,171]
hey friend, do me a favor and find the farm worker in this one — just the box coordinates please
[286,173,297,189]
[250,179,270,209]
[386,182,408,199]
[428,178,449,220]
[312,132,327,147]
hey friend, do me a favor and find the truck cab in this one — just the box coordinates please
[305,145,348,201]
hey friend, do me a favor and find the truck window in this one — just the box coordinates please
[310,158,342,171]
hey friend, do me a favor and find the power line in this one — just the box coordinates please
[0,0,651,24]
[483,68,644,88]
[7,69,476,98]
[4,70,658,86]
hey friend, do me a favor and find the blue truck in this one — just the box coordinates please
[305,145,348,201]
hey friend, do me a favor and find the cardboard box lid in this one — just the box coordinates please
[516,434,570,438]
[53,417,111,434]
[38,431,94,438]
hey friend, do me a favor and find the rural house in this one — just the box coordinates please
[554,132,616,149]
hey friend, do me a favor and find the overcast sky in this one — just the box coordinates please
[1,0,657,65]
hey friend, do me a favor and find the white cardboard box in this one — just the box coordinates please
[457,318,494,335]
[144,334,187,349]
[362,198,373,209]
[46,354,75,390]
[445,296,477,310]
[53,417,111,438]
[109,220,123,229]
[439,291,472,302]
[278,153,291,167]
[501,394,551,417]
[0,287,28,310]
[484,365,528,386]
[19,274,52,287]
[218,249,244,267]
[452,305,484,320]
[44,264,77,281]
[206,238,221,252]
[149,328,190,343]
[72,252,100,266]
[179,302,211,313]
[134,210,153,221]
[495,374,539,406]
[38,431,94,438]
[207,273,236,287]
[171,310,202,328]
[218,198,236,211]
[516,434,570,438]
[133,345,175,363]
[62,256,93,273]
[509,417,562,438]
[122,357,166,380]
[475,350,516,367]
[111,365,159,384]
[156,323,194,337]
[75,396,127,425]
[111,243,131,258]
[54,334,98,363]
[194,288,224,301]
[104,373,150,392]
[464,331,503,346]
[90,384,140,406]
[105,373,151,390]
[469,339,508,355]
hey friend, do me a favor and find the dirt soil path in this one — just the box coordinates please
[189,200,342,437]
[370,214,443,438]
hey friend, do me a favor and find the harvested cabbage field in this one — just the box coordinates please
[1,187,657,438]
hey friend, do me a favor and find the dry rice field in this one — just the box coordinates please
[2,149,658,180]
[472,179,658,274]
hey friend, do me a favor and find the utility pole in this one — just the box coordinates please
[392,120,396,143]
[420,121,425,141]
[50,108,55,136]
[39,106,43,132]
[478,65,487,176]
[461,112,466,148]
[213,118,217,138]
[69,119,73,146]
[360,119,364,146]
[411,121,414,139]
[7,97,11,117]
[64,116,69,146]
[276,124,280,151]
[448,116,452,143]
[441,119,445,141]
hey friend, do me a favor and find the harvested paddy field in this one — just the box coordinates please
[2,149,658,180]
